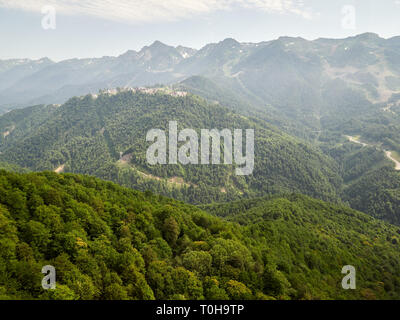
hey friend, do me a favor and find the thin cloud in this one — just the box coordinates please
[239,0,314,19]
[0,0,316,23]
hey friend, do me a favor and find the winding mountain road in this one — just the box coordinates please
[385,151,400,170]
[346,135,400,171]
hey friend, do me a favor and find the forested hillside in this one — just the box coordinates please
[0,90,341,204]
[2,33,400,226]
[1,170,400,300]
[343,167,400,225]
[320,113,400,225]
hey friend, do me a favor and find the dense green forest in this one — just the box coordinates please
[1,170,400,300]
[0,162,28,173]
[2,90,400,225]
[343,167,400,225]
[318,112,400,225]
[0,91,342,205]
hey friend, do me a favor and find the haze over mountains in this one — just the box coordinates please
[1,32,400,117]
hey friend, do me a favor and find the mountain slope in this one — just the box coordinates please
[343,167,400,225]
[0,90,341,204]
[1,170,400,300]
[201,193,400,299]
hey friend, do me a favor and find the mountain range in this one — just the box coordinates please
[2,33,400,119]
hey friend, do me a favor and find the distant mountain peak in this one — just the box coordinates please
[119,49,138,59]
[277,36,306,42]
[176,46,197,59]
[220,38,240,46]
[36,57,53,64]
[354,32,380,39]
[148,40,170,49]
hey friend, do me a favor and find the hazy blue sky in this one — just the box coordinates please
[0,0,399,61]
